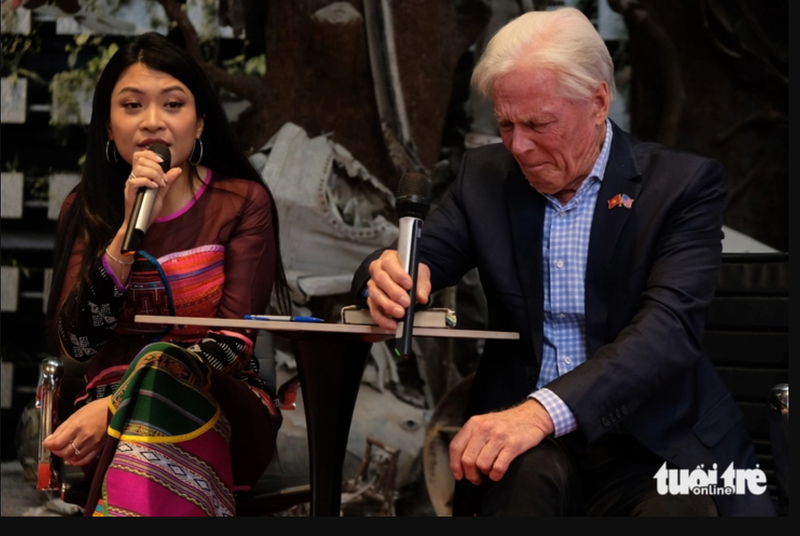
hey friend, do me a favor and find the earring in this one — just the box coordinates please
[189,138,204,166]
[105,140,119,163]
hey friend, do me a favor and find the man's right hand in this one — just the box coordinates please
[366,250,431,330]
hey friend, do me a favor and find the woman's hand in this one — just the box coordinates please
[122,148,182,228]
[42,397,110,466]
[104,148,182,282]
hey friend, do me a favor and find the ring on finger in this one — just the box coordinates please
[70,441,81,456]
[127,172,136,182]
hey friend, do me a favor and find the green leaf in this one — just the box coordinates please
[74,33,91,47]
[15,68,46,85]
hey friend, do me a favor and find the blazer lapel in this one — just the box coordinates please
[585,123,643,355]
[505,168,546,372]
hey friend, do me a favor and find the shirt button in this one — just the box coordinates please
[556,260,564,269]
[558,211,566,217]
[558,313,566,319]
[564,357,572,365]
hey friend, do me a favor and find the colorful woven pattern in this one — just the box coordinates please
[116,245,225,339]
[95,343,235,516]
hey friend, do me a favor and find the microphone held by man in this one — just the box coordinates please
[394,171,432,357]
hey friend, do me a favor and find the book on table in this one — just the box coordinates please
[339,305,457,328]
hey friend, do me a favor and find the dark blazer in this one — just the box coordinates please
[353,122,775,516]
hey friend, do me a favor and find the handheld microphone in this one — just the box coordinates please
[395,171,431,358]
[121,143,171,254]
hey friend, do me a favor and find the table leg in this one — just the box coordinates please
[292,337,372,516]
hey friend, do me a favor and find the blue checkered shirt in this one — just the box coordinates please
[529,120,613,437]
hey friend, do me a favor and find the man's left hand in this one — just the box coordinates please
[449,398,555,485]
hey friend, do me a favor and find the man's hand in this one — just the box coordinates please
[42,397,110,466]
[366,249,431,330]
[450,398,555,484]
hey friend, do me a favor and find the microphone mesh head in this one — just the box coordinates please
[396,172,431,219]
[397,172,431,200]
[148,143,172,173]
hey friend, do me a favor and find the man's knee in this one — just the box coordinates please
[480,438,581,516]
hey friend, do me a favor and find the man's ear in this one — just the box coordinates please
[593,82,611,124]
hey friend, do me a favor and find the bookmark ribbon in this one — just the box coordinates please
[608,193,634,209]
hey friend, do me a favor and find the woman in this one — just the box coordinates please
[43,32,290,517]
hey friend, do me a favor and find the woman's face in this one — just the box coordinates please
[107,62,204,169]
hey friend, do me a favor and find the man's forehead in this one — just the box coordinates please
[492,89,562,123]
[492,68,562,102]
[493,106,555,123]
[492,82,596,124]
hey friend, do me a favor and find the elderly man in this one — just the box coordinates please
[352,7,774,516]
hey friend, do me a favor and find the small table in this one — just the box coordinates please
[135,315,518,516]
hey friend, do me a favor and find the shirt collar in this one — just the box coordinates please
[590,119,613,183]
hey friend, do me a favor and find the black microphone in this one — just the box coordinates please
[121,143,171,254]
[395,171,432,358]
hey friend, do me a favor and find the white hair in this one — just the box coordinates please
[472,7,616,102]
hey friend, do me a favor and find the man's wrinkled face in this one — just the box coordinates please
[493,67,609,204]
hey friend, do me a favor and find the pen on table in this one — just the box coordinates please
[245,315,291,321]
[244,314,324,323]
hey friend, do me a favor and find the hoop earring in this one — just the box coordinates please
[105,140,119,163]
[189,138,203,166]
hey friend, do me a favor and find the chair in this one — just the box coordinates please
[33,356,310,516]
[703,252,788,514]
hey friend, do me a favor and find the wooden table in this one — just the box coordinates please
[136,315,518,516]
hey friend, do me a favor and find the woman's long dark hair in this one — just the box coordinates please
[46,32,291,353]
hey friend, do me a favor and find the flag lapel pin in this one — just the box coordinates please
[608,193,634,209]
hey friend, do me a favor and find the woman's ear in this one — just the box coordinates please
[195,115,204,139]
